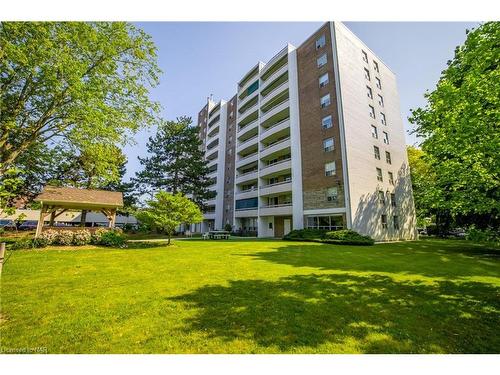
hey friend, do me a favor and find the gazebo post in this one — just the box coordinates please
[35,204,45,238]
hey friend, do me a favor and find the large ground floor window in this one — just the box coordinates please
[305,215,344,230]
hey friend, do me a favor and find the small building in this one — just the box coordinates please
[33,186,124,237]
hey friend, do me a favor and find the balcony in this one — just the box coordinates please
[206,132,219,146]
[235,169,258,184]
[259,204,293,217]
[208,103,221,119]
[208,114,220,128]
[260,80,289,108]
[207,169,218,179]
[260,99,290,124]
[204,199,216,207]
[237,110,258,131]
[261,48,288,82]
[236,152,259,169]
[259,180,292,196]
[238,64,260,92]
[237,118,259,138]
[235,187,259,200]
[260,137,291,159]
[237,134,258,153]
[234,208,258,218]
[238,96,259,116]
[205,148,218,161]
[207,158,218,169]
[260,118,290,139]
[259,158,292,177]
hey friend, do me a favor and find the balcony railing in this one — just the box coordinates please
[237,169,258,178]
[261,136,290,150]
[261,118,290,134]
[237,152,258,163]
[238,118,258,133]
[260,203,292,208]
[260,180,292,189]
[235,207,258,212]
[260,158,291,171]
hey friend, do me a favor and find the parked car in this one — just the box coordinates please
[18,220,38,231]
[447,228,466,238]
[0,219,17,231]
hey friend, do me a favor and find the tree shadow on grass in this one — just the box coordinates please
[170,273,500,353]
[243,240,500,279]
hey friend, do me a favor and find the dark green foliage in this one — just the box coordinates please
[321,230,375,246]
[409,22,500,230]
[224,223,233,232]
[283,229,374,246]
[134,117,215,208]
[283,229,328,241]
[96,230,126,247]
[466,226,499,245]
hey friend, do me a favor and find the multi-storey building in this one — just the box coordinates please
[196,22,417,241]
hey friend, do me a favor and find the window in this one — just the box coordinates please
[376,77,382,89]
[323,137,334,152]
[326,187,338,202]
[380,112,387,125]
[388,171,394,185]
[367,86,373,99]
[319,73,329,88]
[385,151,392,164]
[268,222,273,229]
[235,197,258,210]
[316,34,326,49]
[364,68,371,81]
[320,94,331,108]
[393,215,400,230]
[383,131,389,144]
[369,105,375,119]
[362,50,368,63]
[376,168,383,182]
[391,193,397,207]
[381,214,388,229]
[322,115,333,129]
[373,145,380,160]
[306,215,344,230]
[378,94,384,107]
[317,53,327,68]
[371,125,378,139]
[378,190,386,204]
[373,60,379,73]
[325,161,336,176]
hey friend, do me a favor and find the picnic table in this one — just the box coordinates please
[208,230,230,240]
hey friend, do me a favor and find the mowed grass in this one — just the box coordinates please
[1,238,499,353]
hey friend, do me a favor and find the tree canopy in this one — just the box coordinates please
[135,191,203,245]
[0,21,161,175]
[409,22,500,229]
[134,116,215,207]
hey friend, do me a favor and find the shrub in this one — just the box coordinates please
[322,230,375,246]
[95,229,126,247]
[466,226,499,244]
[73,229,92,245]
[39,229,59,245]
[91,228,109,244]
[55,231,74,246]
[283,228,328,241]
[10,237,36,250]
[224,223,233,232]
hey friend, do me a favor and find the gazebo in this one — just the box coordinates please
[34,186,123,237]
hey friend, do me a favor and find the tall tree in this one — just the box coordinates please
[134,116,215,207]
[407,146,435,227]
[0,22,161,175]
[409,22,500,229]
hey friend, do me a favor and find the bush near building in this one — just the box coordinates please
[283,229,374,246]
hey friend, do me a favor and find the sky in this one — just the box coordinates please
[123,21,479,181]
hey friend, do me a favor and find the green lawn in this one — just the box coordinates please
[1,238,499,353]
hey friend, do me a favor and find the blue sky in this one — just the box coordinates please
[124,21,479,180]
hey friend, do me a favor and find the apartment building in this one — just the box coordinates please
[196,22,417,241]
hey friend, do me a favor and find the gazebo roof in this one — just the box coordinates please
[35,186,123,210]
